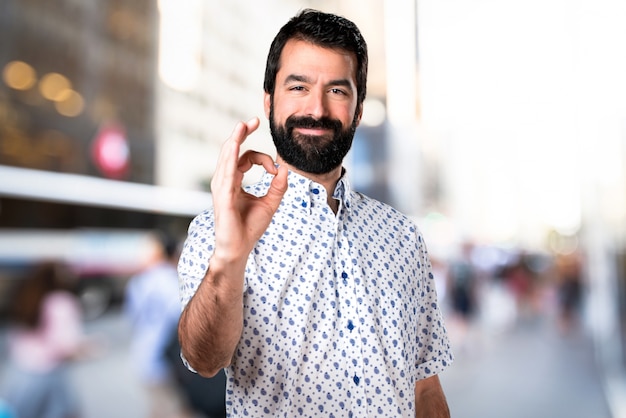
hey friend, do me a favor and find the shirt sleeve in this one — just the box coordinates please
[177,209,216,311]
[413,228,455,379]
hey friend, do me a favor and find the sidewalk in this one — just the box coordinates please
[0,309,617,418]
[440,315,613,418]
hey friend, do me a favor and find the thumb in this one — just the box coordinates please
[263,165,288,211]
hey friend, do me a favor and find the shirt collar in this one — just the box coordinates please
[259,168,353,214]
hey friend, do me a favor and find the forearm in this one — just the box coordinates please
[415,394,450,418]
[414,375,450,418]
[178,255,246,377]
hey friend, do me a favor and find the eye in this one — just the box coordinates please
[289,85,306,91]
[330,88,347,95]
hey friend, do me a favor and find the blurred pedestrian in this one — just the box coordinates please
[502,253,536,320]
[555,250,584,334]
[0,261,90,418]
[124,232,193,418]
[164,332,227,418]
[446,242,479,351]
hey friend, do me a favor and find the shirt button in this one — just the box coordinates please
[341,271,348,285]
[347,320,355,331]
[353,375,360,385]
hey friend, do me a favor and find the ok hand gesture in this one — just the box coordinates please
[210,117,288,267]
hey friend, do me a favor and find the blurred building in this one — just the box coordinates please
[0,0,176,232]
[0,0,157,183]
[0,0,195,317]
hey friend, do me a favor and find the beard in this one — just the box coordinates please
[269,103,358,175]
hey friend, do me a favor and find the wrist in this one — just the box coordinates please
[206,251,247,290]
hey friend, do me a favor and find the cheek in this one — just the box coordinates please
[273,107,302,127]
[336,106,358,126]
[277,100,301,117]
[327,99,358,120]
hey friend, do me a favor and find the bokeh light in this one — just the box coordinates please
[2,61,37,91]
[39,72,72,102]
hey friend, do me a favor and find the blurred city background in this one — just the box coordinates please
[0,0,625,417]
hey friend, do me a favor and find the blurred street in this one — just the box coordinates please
[441,315,613,418]
[1,305,613,418]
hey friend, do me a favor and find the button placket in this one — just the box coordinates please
[336,213,365,400]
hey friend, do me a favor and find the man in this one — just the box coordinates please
[125,233,194,418]
[178,9,454,417]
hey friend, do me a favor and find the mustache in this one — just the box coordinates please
[285,115,342,132]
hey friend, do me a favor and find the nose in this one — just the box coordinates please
[303,88,328,119]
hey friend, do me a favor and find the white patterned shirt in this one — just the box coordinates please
[178,170,454,417]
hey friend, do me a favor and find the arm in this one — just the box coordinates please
[178,118,288,377]
[44,292,84,360]
[414,375,450,418]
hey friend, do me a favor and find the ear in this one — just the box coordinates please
[264,92,271,119]
[354,103,363,127]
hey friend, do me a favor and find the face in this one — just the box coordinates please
[265,39,362,175]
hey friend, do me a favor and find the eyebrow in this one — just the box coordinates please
[284,74,354,91]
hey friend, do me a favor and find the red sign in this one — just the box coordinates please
[91,124,130,179]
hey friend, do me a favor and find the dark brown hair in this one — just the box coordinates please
[263,9,369,113]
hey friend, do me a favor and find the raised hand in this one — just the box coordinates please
[210,117,288,266]
[178,118,288,376]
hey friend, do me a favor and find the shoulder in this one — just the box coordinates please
[190,207,215,226]
[350,192,416,227]
[185,208,216,240]
[348,192,429,247]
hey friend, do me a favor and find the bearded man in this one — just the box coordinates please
[177,9,454,418]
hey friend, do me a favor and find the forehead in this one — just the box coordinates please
[277,39,357,84]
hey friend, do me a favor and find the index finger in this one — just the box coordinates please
[216,117,261,174]
[237,150,278,175]
[230,117,260,147]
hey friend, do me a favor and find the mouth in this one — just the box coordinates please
[293,126,331,137]
[286,115,341,139]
